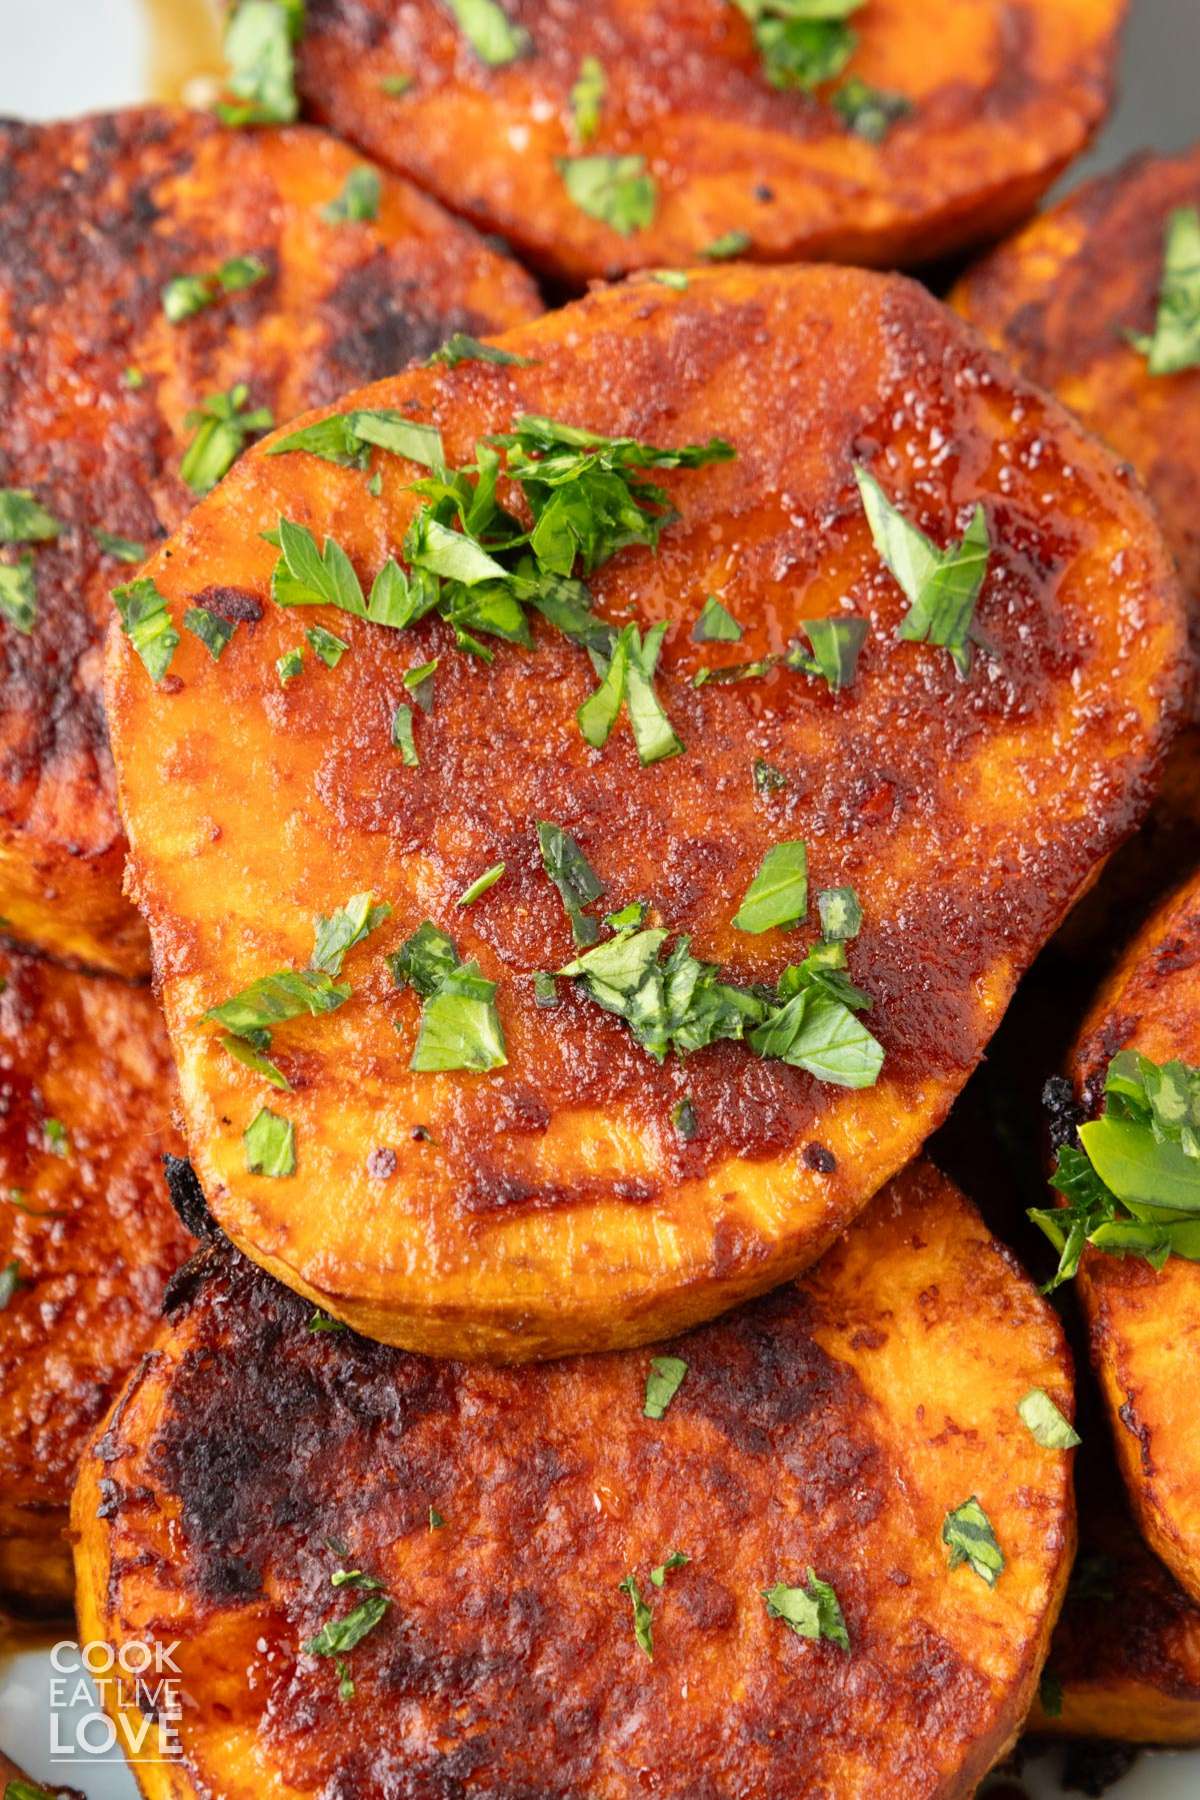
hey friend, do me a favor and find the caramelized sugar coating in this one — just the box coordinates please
[1067,870,1200,1606]
[0,107,539,977]
[74,1162,1074,1800]
[297,0,1124,285]
[104,265,1186,1359]
[0,946,188,1611]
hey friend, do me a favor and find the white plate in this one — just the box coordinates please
[0,1,1198,1794]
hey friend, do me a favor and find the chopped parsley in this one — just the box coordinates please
[404,659,438,711]
[244,1106,296,1177]
[161,253,268,323]
[1131,206,1200,376]
[762,1570,850,1651]
[651,270,689,291]
[180,384,273,495]
[93,528,147,564]
[0,559,37,634]
[533,972,560,1008]
[331,1567,386,1591]
[692,616,865,692]
[537,821,603,946]
[268,409,444,472]
[733,0,862,91]
[558,155,657,235]
[392,703,419,765]
[643,1354,688,1419]
[389,923,507,1073]
[702,230,751,261]
[1017,1388,1081,1450]
[570,55,606,144]
[0,1260,21,1310]
[446,0,528,65]
[692,595,742,643]
[380,72,413,95]
[855,465,990,676]
[6,1781,61,1800]
[184,605,237,660]
[303,1590,391,1699]
[43,1118,69,1158]
[832,76,911,141]
[671,1097,699,1139]
[733,840,808,934]
[1030,1050,1200,1289]
[427,333,534,369]
[277,647,304,683]
[311,893,392,976]
[113,577,180,683]
[618,1573,654,1658]
[309,1308,346,1332]
[650,1551,689,1587]
[0,489,60,543]
[218,0,304,125]
[429,1505,446,1529]
[122,365,145,390]
[817,885,862,942]
[321,166,381,224]
[942,1497,1004,1586]
[458,862,506,907]
[306,623,349,667]
[579,621,683,764]
[753,757,787,795]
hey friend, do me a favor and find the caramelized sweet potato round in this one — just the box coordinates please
[0,946,188,1611]
[104,265,1187,1359]
[1067,869,1200,1607]
[0,107,540,978]
[296,0,1124,286]
[74,1161,1075,1800]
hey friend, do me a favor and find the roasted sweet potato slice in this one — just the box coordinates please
[0,946,188,1611]
[74,1161,1074,1799]
[1061,870,1200,1606]
[0,107,539,978]
[295,0,1123,286]
[104,265,1187,1359]
[1028,1441,1200,1744]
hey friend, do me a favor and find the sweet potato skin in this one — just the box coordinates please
[0,946,189,1611]
[103,264,1187,1359]
[1065,871,1200,1608]
[297,0,1124,286]
[0,108,540,978]
[73,1161,1074,1800]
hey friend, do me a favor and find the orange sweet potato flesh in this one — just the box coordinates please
[1065,869,1200,1608]
[0,107,539,978]
[73,1161,1075,1800]
[0,945,189,1612]
[104,265,1188,1360]
[296,0,1124,286]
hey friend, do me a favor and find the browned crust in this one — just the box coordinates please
[0,106,540,977]
[73,1160,1074,1800]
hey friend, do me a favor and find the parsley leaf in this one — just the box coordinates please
[93,528,147,563]
[643,1354,688,1419]
[618,1573,654,1658]
[427,333,534,369]
[43,1118,69,1157]
[445,0,528,65]
[733,0,862,91]
[207,969,350,1036]
[692,595,743,643]
[0,489,61,543]
[244,1106,296,1177]
[218,0,303,125]
[0,558,37,634]
[832,75,911,141]
[0,1260,23,1309]
[817,885,862,942]
[733,841,808,934]
[307,623,349,668]
[702,230,751,261]
[390,923,507,1073]
[753,757,787,795]
[558,155,657,235]
[321,166,381,224]
[650,1551,689,1587]
[763,1569,850,1650]
[1132,206,1200,376]
[304,1591,391,1663]
[942,1497,1004,1586]
[311,893,392,976]
[1017,1388,1081,1450]
[651,270,689,291]
[1030,1049,1200,1288]
[162,253,268,322]
[113,577,180,683]
[794,616,867,690]
[538,820,604,945]
[269,410,444,472]
[277,647,304,683]
[181,384,273,494]
[429,1506,445,1529]
[184,605,237,660]
[570,55,606,144]
[392,702,419,765]
[380,72,413,95]
[855,465,990,676]
[458,862,505,906]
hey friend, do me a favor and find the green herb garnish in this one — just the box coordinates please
[692,595,742,643]
[817,885,861,942]
[112,576,180,683]
[244,1106,296,1177]
[832,76,911,141]
[1131,206,1200,376]
[268,410,444,472]
[184,605,236,660]
[445,0,528,64]
[702,230,751,260]
[162,254,268,323]
[733,0,862,91]
[0,489,61,543]
[762,1570,850,1651]
[643,1354,688,1419]
[309,1308,346,1332]
[93,528,147,564]
[277,647,304,683]
[43,1118,69,1158]
[380,73,413,95]
[392,703,419,765]
[537,821,603,946]
[1030,1049,1200,1289]
[427,333,534,370]
[558,155,657,235]
[753,758,787,794]
[855,465,990,676]
[1017,1388,1081,1450]
[458,863,506,907]
[429,1506,445,1529]
[311,893,392,977]
[671,1097,699,1140]
[618,1573,654,1658]
[733,840,808,934]
[303,1590,391,1697]
[321,166,381,224]
[218,0,304,125]
[570,55,606,144]
[651,270,689,291]
[650,1551,689,1587]
[404,659,438,711]
[0,1260,22,1310]
[942,1497,1004,1586]
[181,384,273,494]
[0,558,37,634]
[306,623,348,668]
[390,923,507,1073]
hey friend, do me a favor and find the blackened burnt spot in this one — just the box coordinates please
[163,1153,217,1239]
[190,585,264,624]
[313,250,483,399]
[803,1141,837,1173]
[1042,1074,1084,1152]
